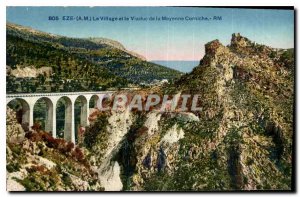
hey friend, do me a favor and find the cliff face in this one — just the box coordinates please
[84,109,199,191]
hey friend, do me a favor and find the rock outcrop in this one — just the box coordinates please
[9,66,53,78]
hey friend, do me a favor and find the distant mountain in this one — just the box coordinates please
[6,23,182,93]
[88,37,147,60]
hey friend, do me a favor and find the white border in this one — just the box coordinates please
[0,0,297,196]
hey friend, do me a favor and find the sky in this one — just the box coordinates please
[6,7,294,61]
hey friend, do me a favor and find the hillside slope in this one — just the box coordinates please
[6,23,182,93]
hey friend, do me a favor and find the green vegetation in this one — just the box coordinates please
[84,112,109,149]
[6,23,182,93]
[6,34,127,93]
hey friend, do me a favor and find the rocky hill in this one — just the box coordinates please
[6,107,103,191]
[6,23,182,93]
[76,34,293,191]
[163,33,294,190]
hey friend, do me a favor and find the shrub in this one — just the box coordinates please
[10,144,22,155]
[65,142,75,152]
[84,113,108,149]
[61,172,72,186]
[25,128,90,170]
[72,147,85,162]
[32,165,47,173]
[6,163,21,173]
[31,122,42,132]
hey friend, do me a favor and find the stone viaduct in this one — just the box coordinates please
[6,91,114,144]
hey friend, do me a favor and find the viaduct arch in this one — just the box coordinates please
[6,91,113,144]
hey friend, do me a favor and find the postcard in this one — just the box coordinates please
[6,6,295,191]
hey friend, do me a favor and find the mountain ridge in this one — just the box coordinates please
[7,22,146,60]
